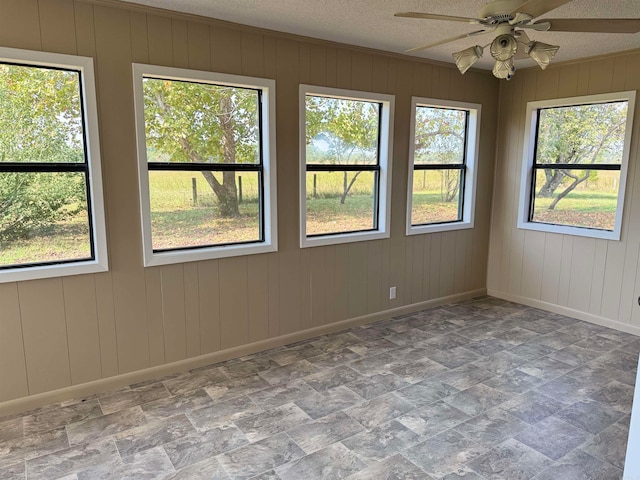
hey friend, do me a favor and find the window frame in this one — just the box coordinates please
[517,91,636,241]
[132,64,277,267]
[0,46,108,283]
[406,97,481,236]
[299,85,394,248]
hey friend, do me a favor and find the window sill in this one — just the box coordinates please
[143,241,277,267]
[301,229,389,248]
[407,220,473,236]
[0,259,108,284]
[516,220,621,241]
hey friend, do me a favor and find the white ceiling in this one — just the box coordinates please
[122,0,640,70]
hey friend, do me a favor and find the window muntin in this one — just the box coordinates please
[133,65,277,266]
[518,92,636,240]
[407,98,481,235]
[300,86,394,247]
[0,47,107,282]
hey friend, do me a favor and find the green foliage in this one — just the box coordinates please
[537,102,627,166]
[0,63,87,241]
[0,172,86,241]
[305,96,379,165]
[143,79,260,165]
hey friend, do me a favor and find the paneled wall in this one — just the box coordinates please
[0,0,498,407]
[487,52,640,333]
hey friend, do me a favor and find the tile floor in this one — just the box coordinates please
[0,296,637,479]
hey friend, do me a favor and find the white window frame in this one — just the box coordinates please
[406,97,481,236]
[517,91,636,241]
[132,64,277,267]
[0,46,108,283]
[299,85,394,248]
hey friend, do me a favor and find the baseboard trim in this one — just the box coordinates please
[488,289,640,337]
[0,288,486,417]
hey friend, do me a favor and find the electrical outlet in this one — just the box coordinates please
[389,286,397,300]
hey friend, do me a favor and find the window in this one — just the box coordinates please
[299,85,394,247]
[518,91,636,240]
[406,98,481,235]
[0,47,107,283]
[132,64,277,266]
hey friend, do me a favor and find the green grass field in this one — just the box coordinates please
[532,190,618,230]
[0,171,620,266]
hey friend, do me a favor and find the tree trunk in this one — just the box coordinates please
[548,171,590,210]
[444,171,460,203]
[200,171,240,217]
[538,169,566,198]
[340,171,362,204]
[155,91,240,217]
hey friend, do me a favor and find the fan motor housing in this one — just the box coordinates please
[480,0,528,19]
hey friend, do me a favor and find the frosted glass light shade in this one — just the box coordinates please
[526,41,560,70]
[452,46,484,75]
[493,58,515,79]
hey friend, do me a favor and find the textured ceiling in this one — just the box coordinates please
[121,0,640,71]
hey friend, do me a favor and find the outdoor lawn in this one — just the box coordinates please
[0,171,619,267]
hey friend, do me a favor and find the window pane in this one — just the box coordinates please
[0,63,85,163]
[142,78,261,165]
[531,168,620,231]
[305,96,380,166]
[413,106,466,165]
[149,170,261,250]
[0,172,91,267]
[411,169,462,225]
[306,170,377,236]
[536,101,628,166]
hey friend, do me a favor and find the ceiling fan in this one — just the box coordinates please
[395,0,640,79]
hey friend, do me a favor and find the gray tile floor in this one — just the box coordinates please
[0,297,637,479]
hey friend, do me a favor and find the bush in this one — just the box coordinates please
[0,172,86,241]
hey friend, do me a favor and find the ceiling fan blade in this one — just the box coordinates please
[510,0,573,18]
[395,12,481,23]
[519,21,551,31]
[514,30,531,59]
[406,30,489,53]
[546,18,640,33]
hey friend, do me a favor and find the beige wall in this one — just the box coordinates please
[0,0,498,408]
[487,51,640,333]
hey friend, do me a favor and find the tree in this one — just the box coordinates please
[413,107,466,203]
[305,96,378,204]
[142,79,260,217]
[535,102,627,210]
[0,64,87,241]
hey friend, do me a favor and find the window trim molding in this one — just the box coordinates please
[0,46,108,283]
[132,63,278,267]
[406,97,481,236]
[517,91,636,241]
[299,85,394,248]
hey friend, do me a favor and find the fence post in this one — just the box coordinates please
[422,170,426,189]
[313,173,317,198]
[238,175,243,204]
[192,177,198,206]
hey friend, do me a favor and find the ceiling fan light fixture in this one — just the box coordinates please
[526,41,560,69]
[452,45,484,74]
[490,33,518,61]
[493,58,516,80]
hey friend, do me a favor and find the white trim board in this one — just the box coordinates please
[0,288,486,417]
[488,289,640,337]
[624,357,640,480]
